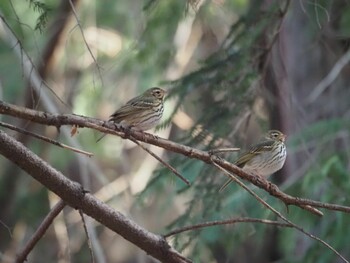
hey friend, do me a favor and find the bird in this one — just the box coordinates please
[97,87,166,142]
[219,130,287,191]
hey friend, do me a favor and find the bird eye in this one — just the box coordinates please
[270,132,278,138]
[153,90,162,97]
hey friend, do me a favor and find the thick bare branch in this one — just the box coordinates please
[0,130,190,263]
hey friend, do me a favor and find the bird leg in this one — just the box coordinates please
[117,123,133,139]
[148,132,159,141]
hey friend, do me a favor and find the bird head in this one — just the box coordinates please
[266,130,286,142]
[145,87,166,100]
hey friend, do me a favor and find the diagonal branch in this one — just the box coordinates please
[1,100,350,215]
[0,130,190,263]
[307,48,350,103]
[68,0,103,84]
[128,136,190,186]
[16,200,66,263]
[0,121,93,157]
[79,210,95,263]
[164,217,292,238]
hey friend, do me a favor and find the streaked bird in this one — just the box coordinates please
[97,87,166,142]
[219,130,287,191]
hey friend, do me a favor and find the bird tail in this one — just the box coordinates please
[219,179,232,192]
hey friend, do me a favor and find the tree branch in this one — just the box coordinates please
[307,48,350,103]
[1,100,350,215]
[16,200,66,263]
[79,210,95,263]
[0,121,93,157]
[128,136,190,185]
[164,217,292,238]
[0,130,191,263]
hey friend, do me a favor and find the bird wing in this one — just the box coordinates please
[235,140,275,167]
[109,96,156,122]
[220,140,276,192]
[127,95,155,108]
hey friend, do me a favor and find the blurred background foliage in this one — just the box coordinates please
[0,0,350,262]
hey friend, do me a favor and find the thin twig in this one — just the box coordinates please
[260,0,291,81]
[311,0,330,29]
[0,121,93,157]
[0,14,68,108]
[68,0,103,84]
[79,210,95,263]
[264,0,291,54]
[0,219,12,238]
[128,136,191,186]
[211,160,349,263]
[207,148,240,155]
[307,49,350,103]
[164,217,292,238]
[16,200,66,263]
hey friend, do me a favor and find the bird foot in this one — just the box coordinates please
[149,133,159,140]
[118,124,132,138]
[268,182,279,194]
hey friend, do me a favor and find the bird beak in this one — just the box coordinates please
[282,134,287,142]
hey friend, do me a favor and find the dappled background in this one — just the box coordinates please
[0,0,350,262]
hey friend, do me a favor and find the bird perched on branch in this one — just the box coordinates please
[219,130,287,191]
[97,87,166,142]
